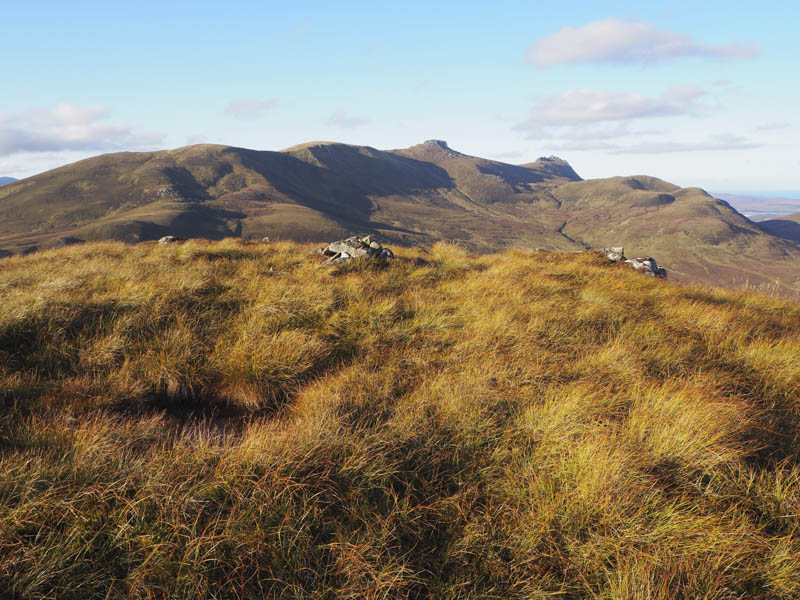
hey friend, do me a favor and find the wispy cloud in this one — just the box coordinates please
[490,150,524,160]
[538,124,665,152]
[0,103,162,157]
[517,86,707,138]
[528,18,759,66]
[224,99,278,120]
[185,134,208,145]
[281,23,310,44]
[546,133,759,154]
[756,122,791,131]
[611,134,759,154]
[326,110,368,129]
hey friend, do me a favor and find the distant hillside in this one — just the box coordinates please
[0,177,17,186]
[1,140,799,291]
[758,211,800,243]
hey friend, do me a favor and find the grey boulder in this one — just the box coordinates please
[598,247,667,278]
[321,235,394,266]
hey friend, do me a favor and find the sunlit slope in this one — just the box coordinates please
[553,177,800,286]
[1,140,799,290]
[1,240,799,597]
[0,141,582,253]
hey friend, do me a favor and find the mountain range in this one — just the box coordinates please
[0,177,17,186]
[1,140,799,291]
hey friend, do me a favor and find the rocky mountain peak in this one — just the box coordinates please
[420,140,462,157]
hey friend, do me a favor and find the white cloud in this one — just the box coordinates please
[224,99,278,120]
[326,110,368,129]
[547,140,622,152]
[528,18,759,66]
[540,124,655,152]
[0,103,162,157]
[517,86,707,138]
[543,133,759,154]
[756,122,791,131]
[611,134,759,154]
[185,134,208,145]
[490,150,524,160]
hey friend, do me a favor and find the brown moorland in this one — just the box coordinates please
[1,239,799,598]
[2,141,799,292]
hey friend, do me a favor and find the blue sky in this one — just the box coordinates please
[1,0,797,190]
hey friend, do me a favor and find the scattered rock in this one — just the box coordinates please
[158,236,181,244]
[626,257,667,278]
[602,247,625,262]
[321,235,395,266]
[155,187,180,198]
[52,236,84,248]
[598,247,667,278]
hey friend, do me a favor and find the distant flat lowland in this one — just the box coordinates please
[714,192,800,221]
[1,140,800,291]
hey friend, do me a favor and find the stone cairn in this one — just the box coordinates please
[600,247,667,278]
[319,235,395,266]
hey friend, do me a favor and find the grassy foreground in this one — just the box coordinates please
[1,239,799,599]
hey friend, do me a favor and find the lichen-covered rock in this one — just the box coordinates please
[321,235,394,265]
[597,247,667,278]
[602,247,625,262]
[626,257,667,278]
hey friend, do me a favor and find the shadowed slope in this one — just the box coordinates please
[0,141,584,254]
[758,212,800,243]
[1,141,799,290]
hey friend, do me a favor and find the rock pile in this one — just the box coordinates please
[600,247,667,278]
[52,236,84,248]
[320,235,395,266]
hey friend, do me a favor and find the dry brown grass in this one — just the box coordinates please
[1,239,800,598]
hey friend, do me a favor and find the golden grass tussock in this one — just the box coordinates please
[1,239,800,598]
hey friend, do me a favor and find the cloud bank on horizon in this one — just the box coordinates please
[0,104,161,157]
[224,99,279,120]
